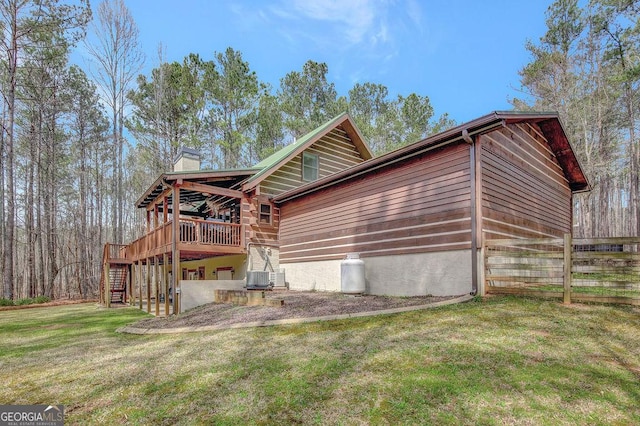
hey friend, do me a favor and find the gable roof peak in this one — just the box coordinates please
[244,113,372,191]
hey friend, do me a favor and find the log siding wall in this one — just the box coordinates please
[260,126,366,196]
[279,143,473,263]
[243,195,280,245]
[480,123,572,240]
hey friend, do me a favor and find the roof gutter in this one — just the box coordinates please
[462,128,473,144]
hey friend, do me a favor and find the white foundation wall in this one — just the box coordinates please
[284,250,473,296]
[286,259,343,292]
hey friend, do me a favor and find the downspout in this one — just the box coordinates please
[463,129,478,296]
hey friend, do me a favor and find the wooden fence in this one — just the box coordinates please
[484,235,640,306]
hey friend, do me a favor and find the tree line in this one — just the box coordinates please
[0,0,451,300]
[1,0,637,301]
[513,0,639,238]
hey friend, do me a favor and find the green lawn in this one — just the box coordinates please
[1,297,639,425]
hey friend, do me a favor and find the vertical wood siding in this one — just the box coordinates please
[480,123,572,239]
[260,126,366,196]
[279,143,473,263]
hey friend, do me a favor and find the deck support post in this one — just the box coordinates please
[104,261,111,308]
[138,260,143,309]
[154,256,160,316]
[146,258,151,313]
[125,264,130,304]
[171,183,181,315]
[130,263,136,307]
[164,253,170,316]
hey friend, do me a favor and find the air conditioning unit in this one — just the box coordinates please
[246,271,272,290]
[270,269,286,288]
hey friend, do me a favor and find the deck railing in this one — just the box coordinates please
[178,219,241,246]
[104,243,129,262]
[124,218,242,261]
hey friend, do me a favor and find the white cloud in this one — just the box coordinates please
[268,0,402,49]
[289,0,376,45]
[405,0,423,31]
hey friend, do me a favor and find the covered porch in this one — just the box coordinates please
[101,167,257,314]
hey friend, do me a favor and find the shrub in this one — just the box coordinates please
[34,296,51,304]
[15,298,35,306]
[0,298,14,306]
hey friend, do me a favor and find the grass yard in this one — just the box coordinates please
[0,297,639,425]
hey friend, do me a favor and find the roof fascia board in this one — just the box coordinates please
[273,111,590,203]
[136,169,257,209]
[135,173,168,208]
[340,117,373,160]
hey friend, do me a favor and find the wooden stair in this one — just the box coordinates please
[100,243,131,306]
[108,265,128,303]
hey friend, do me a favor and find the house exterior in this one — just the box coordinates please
[101,110,589,312]
[272,111,589,297]
[100,113,373,313]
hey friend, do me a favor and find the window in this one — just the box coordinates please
[302,152,319,181]
[259,203,272,225]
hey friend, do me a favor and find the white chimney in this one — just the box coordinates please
[173,147,201,172]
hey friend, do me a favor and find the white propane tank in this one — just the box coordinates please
[341,253,365,294]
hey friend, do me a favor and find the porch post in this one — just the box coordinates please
[138,260,143,309]
[130,262,136,307]
[172,183,181,315]
[164,253,170,316]
[104,261,111,308]
[154,256,160,316]
[125,264,131,304]
[163,196,168,225]
[146,257,151,313]
[240,194,247,249]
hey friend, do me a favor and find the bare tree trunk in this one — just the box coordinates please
[37,155,46,296]
[85,0,144,245]
[45,98,59,299]
[26,119,36,297]
[0,107,4,289]
[627,99,638,237]
[2,0,19,300]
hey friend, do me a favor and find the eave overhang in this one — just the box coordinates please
[273,111,590,204]
[135,168,259,209]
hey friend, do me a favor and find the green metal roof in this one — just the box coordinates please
[137,112,371,208]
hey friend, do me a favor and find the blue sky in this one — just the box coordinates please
[114,0,551,123]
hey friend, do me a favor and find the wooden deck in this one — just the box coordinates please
[107,218,245,263]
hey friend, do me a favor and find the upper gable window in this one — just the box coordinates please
[302,152,319,182]
[259,203,272,225]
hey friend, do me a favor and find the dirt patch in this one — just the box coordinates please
[134,291,459,329]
